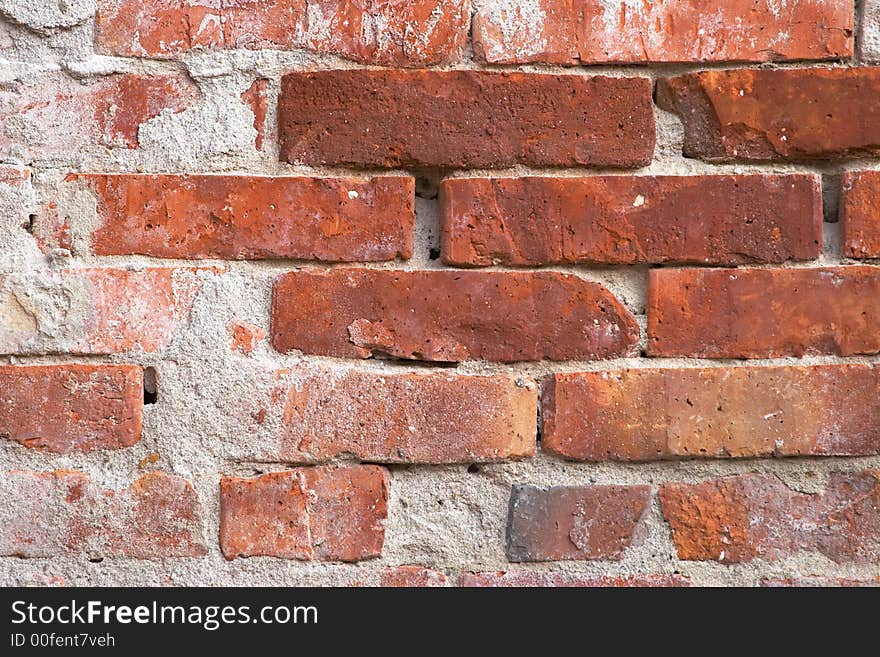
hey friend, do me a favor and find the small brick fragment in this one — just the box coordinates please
[380,566,448,587]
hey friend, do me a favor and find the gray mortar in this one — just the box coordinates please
[0,1,879,587]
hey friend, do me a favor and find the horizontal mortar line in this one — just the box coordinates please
[18,159,880,180]
[3,353,880,372]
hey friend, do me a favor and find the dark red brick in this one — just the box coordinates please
[440,175,821,266]
[841,170,880,258]
[506,484,651,562]
[278,70,655,169]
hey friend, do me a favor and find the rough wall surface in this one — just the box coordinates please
[0,0,879,588]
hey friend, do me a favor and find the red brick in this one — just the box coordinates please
[506,484,650,561]
[240,78,268,151]
[75,174,413,261]
[461,572,689,587]
[542,365,880,461]
[0,72,198,159]
[473,0,853,64]
[219,466,389,561]
[657,68,880,162]
[0,267,211,355]
[841,170,880,258]
[228,320,265,354]
[380,566,448,587]
[660,471,880,564]
[0,365,142,453]
[253,367,536,463]
[648,267,880,358]
[440,175,821,266]
[0,470,206,558]
[761,577,880,587]
[271,269,639,362]
[95,0,469,66]
[278,70,655,169]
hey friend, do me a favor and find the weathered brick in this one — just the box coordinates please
[278,70,655,169]
[660,471,880,564]
[271,269,639,362]
[0,267,211,355]
[841,171,880,258]
[75,174,414,261]
[647,267,880,358]
[461,572,689,587]
[380,566,448,587]
[0,471,207,558]
[657,68,880,162]
[542,365,880,461]
[219,466,389,561]
[250,367,536,463]
[0,365,143,453]
[474,0,853,64]
[95,0,470,66]
[440,175,821,266]
[0,72,198,160]
[506,484,650,562]
[240,78,268,151]
[762,577,880,587]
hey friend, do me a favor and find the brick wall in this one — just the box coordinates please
[1,0,878,587]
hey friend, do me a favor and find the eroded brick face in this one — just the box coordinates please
[0,267,212,355]
[256,367,537,464]
[660,471,880,564]
[0,72,198,159]
[278,70,655,169]
[440,175,822,266]
[0,364,143,453]
[542,365,880,461]
[219,466,389,561]
[77,174,414,261]
[95,0,470,66]
[475,0,853,64]
[0,471,207,558]
[271,269,639,362]
[657,68,880,162]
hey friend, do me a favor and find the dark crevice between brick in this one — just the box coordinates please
[822,172,842,224]
[22,214,36,233]
[143,367,158,405]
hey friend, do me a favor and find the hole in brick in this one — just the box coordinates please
[22,214,36,233]
[89,557,104,563]
[467,464,481,474]
[143,367,158,405]
[428,247,441,260]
